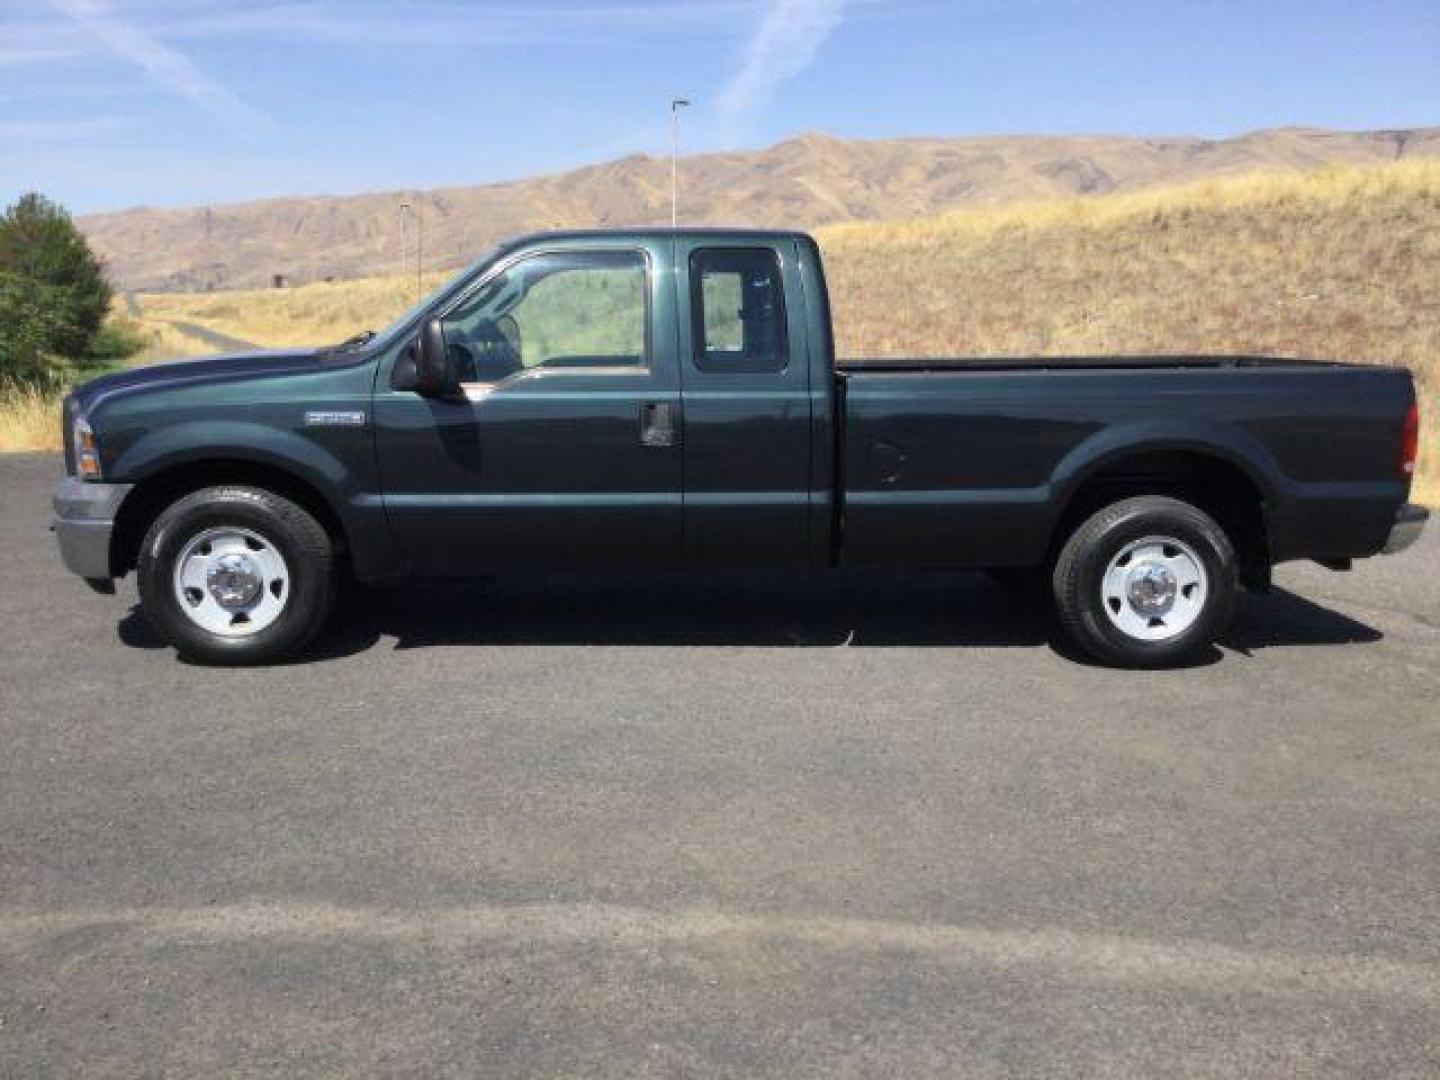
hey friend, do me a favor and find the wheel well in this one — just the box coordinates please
[1053,451,1271,589]
[110,460,349,577]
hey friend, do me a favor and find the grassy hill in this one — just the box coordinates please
[78,126,1440,292]
[822,160,1439,503]
[9,160,1435,504]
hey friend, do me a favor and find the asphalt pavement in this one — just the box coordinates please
[2,452,1437,1078]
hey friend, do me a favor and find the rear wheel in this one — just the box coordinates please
[137,486,336,665]
[1052,495,1238,667]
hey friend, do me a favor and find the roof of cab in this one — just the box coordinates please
[496,226,815,251]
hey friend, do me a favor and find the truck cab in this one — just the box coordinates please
[372,231,834,575]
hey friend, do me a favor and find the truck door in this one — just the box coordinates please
[676,240,815,566]
[373,244,682,575]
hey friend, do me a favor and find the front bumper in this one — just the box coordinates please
[52,476,133,583]
[1383,503,1429,555]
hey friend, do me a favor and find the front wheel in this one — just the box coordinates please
[137,486,336,665]
[1052,495,1238,667]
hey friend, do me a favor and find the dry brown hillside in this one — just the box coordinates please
[79,126,1439,292]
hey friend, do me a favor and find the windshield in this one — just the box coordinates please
[368,248,498,351]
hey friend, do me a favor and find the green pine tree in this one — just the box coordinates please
[0,192,132,386]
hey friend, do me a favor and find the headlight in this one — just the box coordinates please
[74,417,102,480]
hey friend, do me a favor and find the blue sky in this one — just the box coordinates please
[2,0,1437,214]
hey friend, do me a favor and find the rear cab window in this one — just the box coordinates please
[689,248,787,374]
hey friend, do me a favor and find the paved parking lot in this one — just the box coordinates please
[2,452,1437,1077]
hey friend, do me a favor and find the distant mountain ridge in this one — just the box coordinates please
[79,125,1440,291]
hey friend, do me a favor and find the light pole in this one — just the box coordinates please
[398,201,411,290]
[399,200,423,303]
[670,98,690,229]
[415,199,424,303]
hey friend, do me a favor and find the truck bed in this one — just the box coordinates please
[835,355,1413,571]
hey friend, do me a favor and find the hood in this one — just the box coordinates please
[71,348,329,414]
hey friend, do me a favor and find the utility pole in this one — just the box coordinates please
[415,199,424,303]
[670,98,690,229]
[398,201,412,299]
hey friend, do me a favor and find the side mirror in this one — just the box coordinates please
[391,319,459,396]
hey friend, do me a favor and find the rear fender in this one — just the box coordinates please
[1046,418,1284,531]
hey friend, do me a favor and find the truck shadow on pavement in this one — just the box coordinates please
[118,571,1382,666]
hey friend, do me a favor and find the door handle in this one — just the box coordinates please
[639,400,674,447]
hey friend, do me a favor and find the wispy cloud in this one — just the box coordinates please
[103,1,754,48]
[0,115,135,139]
[44,0,269,132]
[8,1,757,59]
[0,45,82,66]
[716,0,845,139]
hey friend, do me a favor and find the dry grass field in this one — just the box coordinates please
[0,311,219,453]
[137,272,451,350]
[820,160,1440,502]
[6,160,1436,502]
[0,384,60,454]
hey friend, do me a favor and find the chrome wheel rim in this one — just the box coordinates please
[171,526,290,637]
[1100,535,1208,642]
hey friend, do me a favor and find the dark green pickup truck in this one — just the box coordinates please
[54,228,1426,666]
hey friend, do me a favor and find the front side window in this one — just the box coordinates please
[440,250,647,383]
[690,248,787,373]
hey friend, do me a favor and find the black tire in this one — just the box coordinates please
[1052,495,1238,668]
[137,486,336,665]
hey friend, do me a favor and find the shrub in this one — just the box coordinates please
[0,191,134,386]
[0,271,81,386]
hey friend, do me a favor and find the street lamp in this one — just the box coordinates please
[398,202,412,292]
[670,98,690,229]
[414,199,424,303]
[398,200,424,303]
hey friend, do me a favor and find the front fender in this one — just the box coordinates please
[106,420,402,581]
[111,420,351,493]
